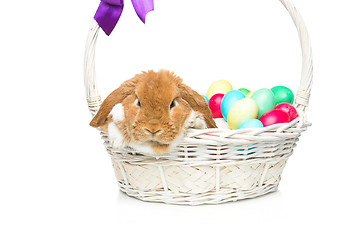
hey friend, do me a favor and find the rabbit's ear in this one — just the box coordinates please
[178,83,217,128]
[90,77,138,128]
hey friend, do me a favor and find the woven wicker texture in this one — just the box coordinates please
[84,0,313,205]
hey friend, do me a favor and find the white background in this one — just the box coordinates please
[1,0,359,239]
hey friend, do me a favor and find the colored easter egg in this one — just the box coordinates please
[238,144,257,154]
[201,95,209,104]
[271,86,294,105]
[275,103,298,121]
[206,80,233,99]
[208,93,225,118]
[221,90,246,121]
[251,88,276,119]
[246,91,255,98]
[259,109,290,127]
[238,88,250,96]
[238,119,264,129]
[227,98,258,130]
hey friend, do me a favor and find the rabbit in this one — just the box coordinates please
[90,70,217,155]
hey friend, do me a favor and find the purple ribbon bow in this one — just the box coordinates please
[94,0,154,36]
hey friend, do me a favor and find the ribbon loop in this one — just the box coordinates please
[94,0,154,36]
[131,0,154,23]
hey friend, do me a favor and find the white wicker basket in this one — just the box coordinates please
[84,0,312,205]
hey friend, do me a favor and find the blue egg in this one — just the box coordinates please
[238,119,264,129]
[201,95,209,104]
[220,90,245,121]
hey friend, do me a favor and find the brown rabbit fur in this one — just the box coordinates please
[90,70,216,155]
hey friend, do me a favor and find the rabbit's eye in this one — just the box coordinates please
[136,99,141,107]
[170,100,176,109]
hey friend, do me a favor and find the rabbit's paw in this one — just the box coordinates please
[186,111,207,129]
[108,122,125,150]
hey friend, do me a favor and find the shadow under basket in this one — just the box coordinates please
[84,0,313,205]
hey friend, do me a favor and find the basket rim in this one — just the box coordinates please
[102,114,308,161]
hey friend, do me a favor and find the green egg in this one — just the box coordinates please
[271,86,294,105]
[238,88,250,96]
[250,88,276,119]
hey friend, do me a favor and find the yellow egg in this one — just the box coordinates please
[246,91,255,98]
[206,80,233,99]
[227,98,258,130]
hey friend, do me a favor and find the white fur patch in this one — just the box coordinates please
[214,118,230,129]
[110,103,125,122]
[128,142,155,155]
[108,122,125,150]
[185,110,207,129]
[128,138,182,156]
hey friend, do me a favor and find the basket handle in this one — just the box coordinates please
[84,0,313,116]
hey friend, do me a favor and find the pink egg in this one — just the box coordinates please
[259,109,290,127]
[209,93,224,118]
[275,103,299,121]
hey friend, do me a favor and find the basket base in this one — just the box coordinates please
[117,181,279,205]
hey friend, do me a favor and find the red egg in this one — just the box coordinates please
[259,109,290,127]
[208,93,224,118]
[275,103,298,121]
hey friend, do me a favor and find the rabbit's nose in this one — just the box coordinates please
[145,128,161,135]
[145,119,161,134]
